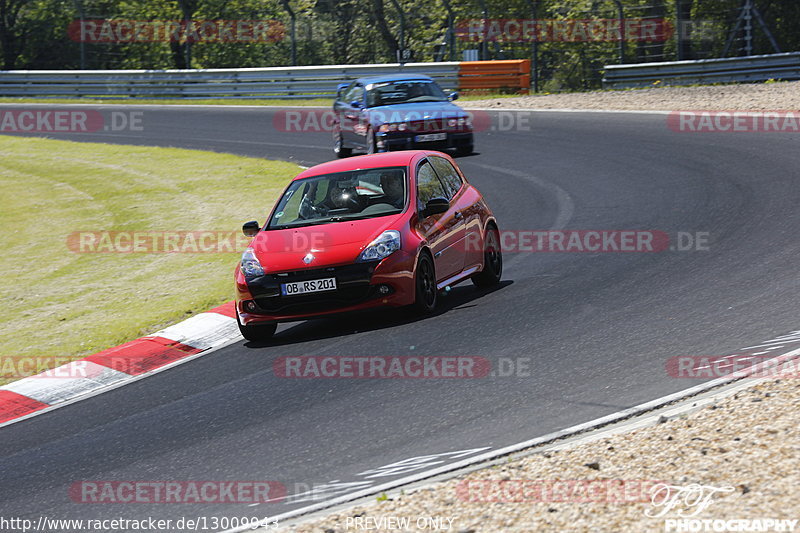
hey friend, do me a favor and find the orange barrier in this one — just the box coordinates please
[458,59,531,94]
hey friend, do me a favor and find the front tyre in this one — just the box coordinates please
[472,226,502,288]
[366,127,376,154]
[237,313,277,342]
[412,252,438,314]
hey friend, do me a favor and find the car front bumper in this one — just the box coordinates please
[375,131,473,152]
[236,251,417,325]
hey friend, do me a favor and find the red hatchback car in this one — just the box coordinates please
[234,150,501,341]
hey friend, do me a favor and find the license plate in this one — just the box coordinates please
[415,133,447,142]
[281,277,337,296]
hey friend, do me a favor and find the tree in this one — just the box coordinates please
[369,0,399,58]
[0,0,33,69]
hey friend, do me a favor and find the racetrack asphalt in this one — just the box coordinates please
[1,105,799,526]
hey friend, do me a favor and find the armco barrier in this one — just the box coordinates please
[459,59,531,94]
[0,63,460,99]
[0,61,531,99]
[603,52,800,89]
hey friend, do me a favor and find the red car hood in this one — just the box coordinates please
[249,214,403,272]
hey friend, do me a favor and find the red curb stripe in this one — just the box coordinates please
[0,390,49,423]
[207,301,236,318]
[0,303,236,426]
[84,336,203,376]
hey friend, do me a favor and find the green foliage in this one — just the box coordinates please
[1,0,798,90]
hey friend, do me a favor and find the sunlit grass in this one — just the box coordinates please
[0,136,301,384]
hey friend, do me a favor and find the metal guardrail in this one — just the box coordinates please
[603,52,800,89]
[0,62,460,99]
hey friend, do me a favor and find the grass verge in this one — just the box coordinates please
[0,136,301,385]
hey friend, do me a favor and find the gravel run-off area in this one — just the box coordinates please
[463,81,800,112]
[281,377,799,533]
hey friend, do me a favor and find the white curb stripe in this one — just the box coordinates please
[0,362,130,405]
[152,312,239,350]
[0,306,241,428]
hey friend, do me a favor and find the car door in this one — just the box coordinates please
[342,83,367,146]
[429,156,473,272]
[333,82,355,142]
[415,158,463,281]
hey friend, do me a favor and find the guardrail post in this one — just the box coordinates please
[442,0,456,62]
[613,0,626,64]
[71,0,87,69]
[675,0,685,60]
[525,0,539,92]
[389,0,407,64]
[477,0,489,61]
[280,0,297,65]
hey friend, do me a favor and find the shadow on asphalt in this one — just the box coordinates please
[242,279,513,348]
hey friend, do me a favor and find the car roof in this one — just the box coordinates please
[354,74,434,86]
[293,151,439,180]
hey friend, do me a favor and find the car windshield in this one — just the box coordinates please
[267,167,408,230]
[366,80,448,107]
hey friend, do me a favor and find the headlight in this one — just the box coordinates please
[241,247,265,278]
[447,118,458,128]
[357,230,401,262]
[379,123,406,133]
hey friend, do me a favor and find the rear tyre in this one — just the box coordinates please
[472,226,502,288]
[237,313,277,342]
[412,252,438,314]
[333,127,352,158]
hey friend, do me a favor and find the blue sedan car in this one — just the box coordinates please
[332,74,474,158]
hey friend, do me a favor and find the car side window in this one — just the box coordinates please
[430,157,463,200]
[338,82,354,101]
[344,84,363,106]
[416,159,448,212]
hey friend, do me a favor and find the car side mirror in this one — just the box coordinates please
[422,197,449,218]
[350,100,362,109]
[242,220,260,237]
[449,92,459,101]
